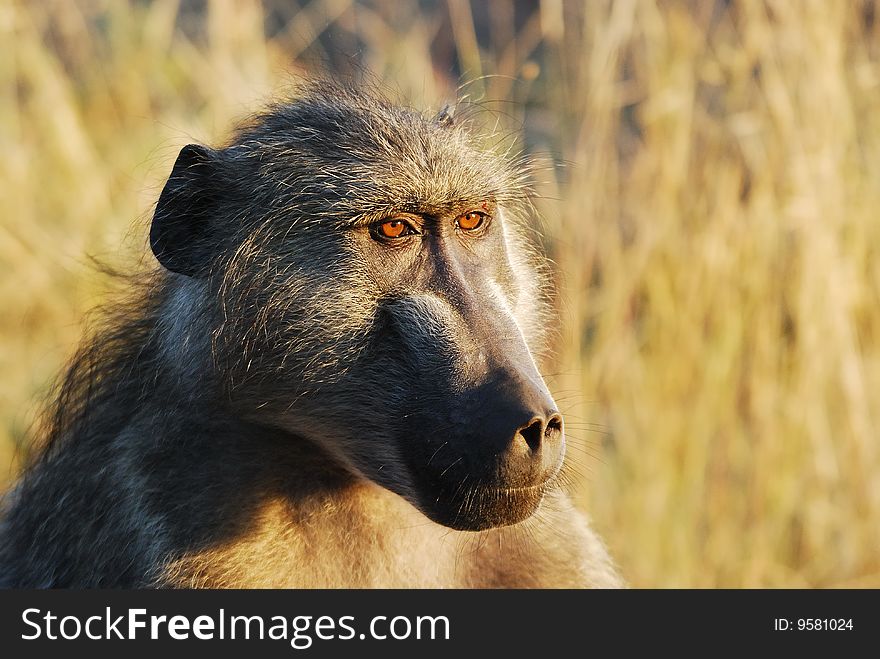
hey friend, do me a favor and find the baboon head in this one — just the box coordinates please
[150,82,563,531]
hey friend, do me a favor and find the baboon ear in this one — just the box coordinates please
[150,144,221,277]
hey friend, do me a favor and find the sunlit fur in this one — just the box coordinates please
[0,81,623,588]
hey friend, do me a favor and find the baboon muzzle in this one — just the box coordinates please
[399,338,565,530]
[375,292,566,530]
[468,368,564,489]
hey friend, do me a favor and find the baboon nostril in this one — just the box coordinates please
[546,414,563,439]
[518,418,544,452]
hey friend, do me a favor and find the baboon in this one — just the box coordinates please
[0,81,623,588]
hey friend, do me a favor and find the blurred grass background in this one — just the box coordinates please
[2,0,880,587]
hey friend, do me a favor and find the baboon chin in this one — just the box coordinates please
[416,484,550,532]
[0,80,624,588]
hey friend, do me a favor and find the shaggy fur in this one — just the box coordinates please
[0,82,623,588]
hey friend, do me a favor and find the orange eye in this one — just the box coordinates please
[377,219,409,239]
[457,211,486,231]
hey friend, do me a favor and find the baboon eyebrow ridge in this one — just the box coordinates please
[343,199,498,229]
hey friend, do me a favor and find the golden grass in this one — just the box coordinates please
[2,0,879,587]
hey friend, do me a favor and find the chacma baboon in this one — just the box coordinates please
[0,81,623,588]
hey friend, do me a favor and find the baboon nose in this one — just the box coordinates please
[494,407,564,488]
[517,413,564,452]
[461,369,565,488]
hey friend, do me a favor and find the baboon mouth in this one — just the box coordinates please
[414,479,549,531]
[482,483,549,495]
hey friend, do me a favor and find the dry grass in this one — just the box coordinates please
[2,0,879,587]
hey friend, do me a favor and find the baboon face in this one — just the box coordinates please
[151,85,564,531]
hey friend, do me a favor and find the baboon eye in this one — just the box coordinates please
[457,211,487,232]
[373,219,415,240]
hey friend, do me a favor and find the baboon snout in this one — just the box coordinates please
[381,294,564,528]
[473,374,565,489]
[515,411,564,468]
[404,371,565,530]
[518,414,564,451]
